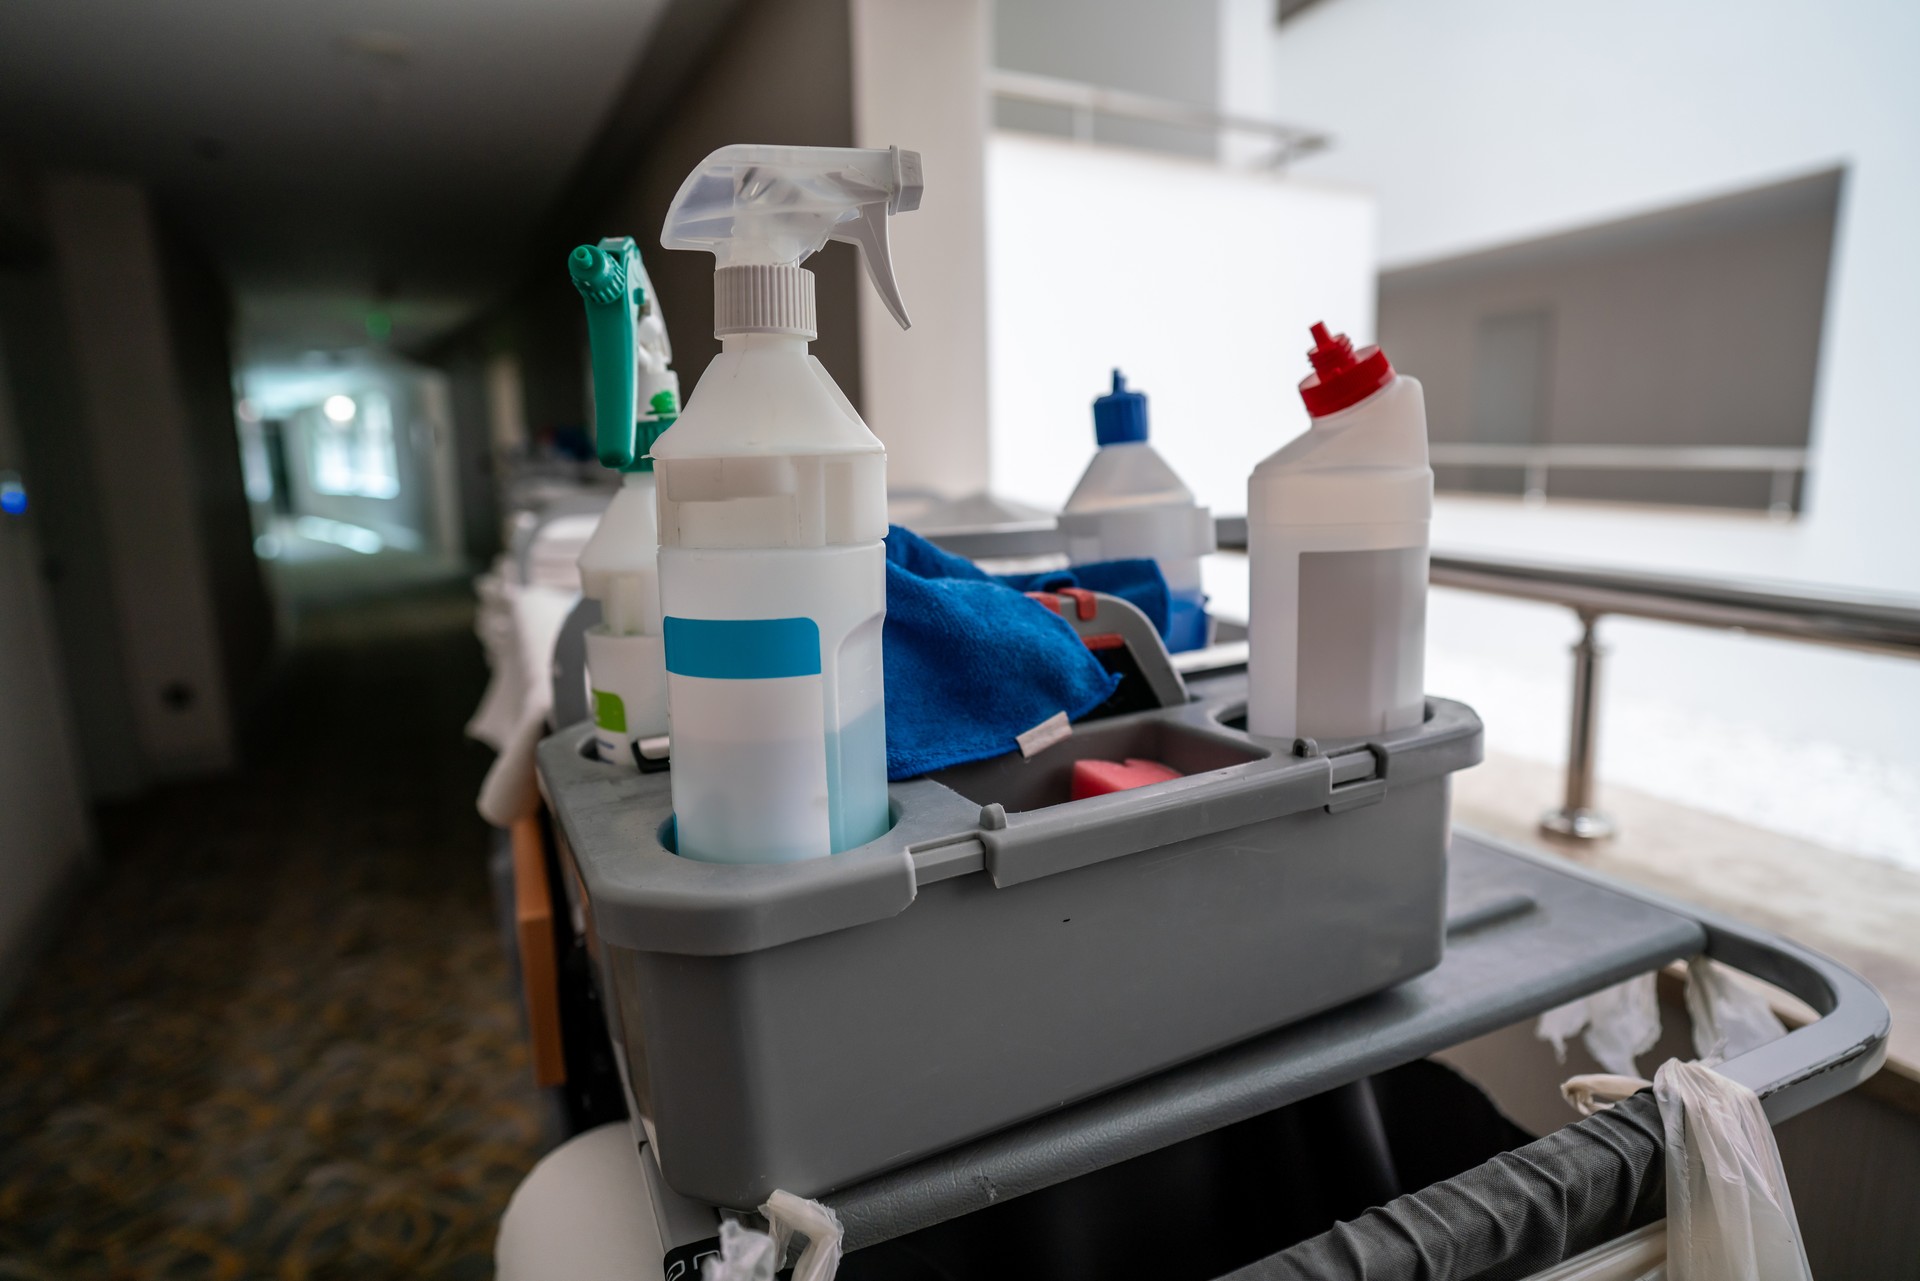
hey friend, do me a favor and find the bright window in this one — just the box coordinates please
[310,391,400,499]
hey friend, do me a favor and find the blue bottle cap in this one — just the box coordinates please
[1092,369,1148,446]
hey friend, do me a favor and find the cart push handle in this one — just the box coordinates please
[1540,853,1888,1123]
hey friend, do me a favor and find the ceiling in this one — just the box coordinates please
[0,0,670,362]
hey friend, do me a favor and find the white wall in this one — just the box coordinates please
[0,337,91,1010]
[417,373,465,560]
[994,0,1220,155]
[44,174,235,775]
[851,0,993,498]
[1268,0,1920,591]
[1216,0,1280,166]
[987,132,1374,514]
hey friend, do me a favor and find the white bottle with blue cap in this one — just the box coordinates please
[653,144,921,864]
[1059,371,1215,651]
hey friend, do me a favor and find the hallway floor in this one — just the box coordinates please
[0,565,543,1279]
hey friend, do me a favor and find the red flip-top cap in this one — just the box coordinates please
[1298,321,1394,417]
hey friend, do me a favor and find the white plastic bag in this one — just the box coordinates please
[702,1219,781,1281]
[764,1190,844,1281]
[1561,1072,1657,1118]
[1684,958,1787,1066]
[1654,1059,1811,1281]
[702,1191,844,1281]
[1540,959,1787,1083]
[1538,972,1662,1077]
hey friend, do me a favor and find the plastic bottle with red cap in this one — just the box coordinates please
[1246,322,1432,742]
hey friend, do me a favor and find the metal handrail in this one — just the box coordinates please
[1427,442,1810,515]
[988,68,1331,169]
[1211,517,1920,839]
[1426,551,1920,838]
[1427,552,1920,660]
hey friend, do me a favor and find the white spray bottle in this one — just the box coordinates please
[569,236,680,767]
[1247,322,1432,742]
[654,144,921,864]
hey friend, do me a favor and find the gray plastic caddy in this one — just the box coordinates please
[536,684,1482,1209]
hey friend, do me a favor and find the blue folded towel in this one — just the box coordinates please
[882,526,1170,780]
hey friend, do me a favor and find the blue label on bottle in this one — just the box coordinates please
[663,616,821,680]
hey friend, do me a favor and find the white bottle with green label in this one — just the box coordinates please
[653,144,921,864]
[568,236,679,768]
[1247,322,1432,742]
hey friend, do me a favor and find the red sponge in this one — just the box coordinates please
[1070,757,1183,801]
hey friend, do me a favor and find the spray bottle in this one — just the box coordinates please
[1247,322,1431,741]
[654,144,921,864]
[568,236,680,767]
[1058,370,1215,651]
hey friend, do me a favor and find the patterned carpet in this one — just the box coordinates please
[0,572,545,1279]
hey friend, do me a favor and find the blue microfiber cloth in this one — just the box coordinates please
[882,525,1171,780]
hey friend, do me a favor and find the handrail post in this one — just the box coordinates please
[1541,610,1615,840]
[1071,102,1094,143]
[1523,458,1548,506]
[1769,467,1796,519]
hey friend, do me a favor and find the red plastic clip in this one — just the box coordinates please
[1056,587,1098,620]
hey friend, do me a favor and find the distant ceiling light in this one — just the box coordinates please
[323,394,357,423]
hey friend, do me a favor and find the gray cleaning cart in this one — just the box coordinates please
[531,507,1885,1276]
[531,672,1885,1279]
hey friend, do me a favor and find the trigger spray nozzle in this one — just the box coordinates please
[570,244,626,306]
[662,144,922,337]
[569,236,678,471]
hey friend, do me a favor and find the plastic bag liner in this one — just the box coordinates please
[1682,958,1786,1066]
[1536,958,1786,1081]
[704,1190,844,1281]
[1220,1093,1666,1280]
[1537,974,1662,1078]
[1654,1060,1810,1281]
[703,1220,780,1281]
[1230,1058,1811,1281]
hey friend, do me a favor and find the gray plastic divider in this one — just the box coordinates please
[537,677,1483,1207]
[543,688,1479,958]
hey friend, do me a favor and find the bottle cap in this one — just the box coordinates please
[1298,322,1394,417]
[1093,369,1149,446]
